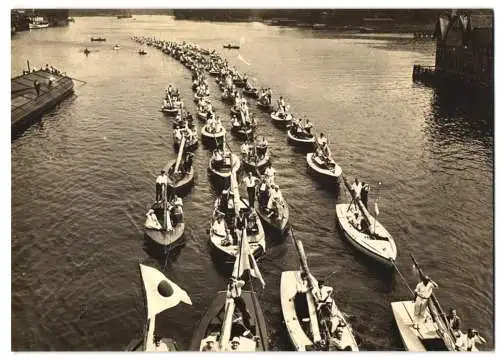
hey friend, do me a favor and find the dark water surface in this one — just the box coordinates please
[11,16,493,350]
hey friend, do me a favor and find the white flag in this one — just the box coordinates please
[232,229,265,288]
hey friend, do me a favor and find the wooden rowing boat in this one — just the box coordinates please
[208,152,241,189]
[287,129,315,147]
[336,203,396,267]
[270,111,292,125]
[209,198,265,262]
[254,180,290,236]
[241,152,270,171]
[280,231,359,351]
[165,159,194,193]
[201,124,226,145]
[305,152,342,183]
[127,264,192,351]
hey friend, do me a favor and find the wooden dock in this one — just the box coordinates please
[11,70,74,136]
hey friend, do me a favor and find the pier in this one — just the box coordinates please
[11,70,74,136]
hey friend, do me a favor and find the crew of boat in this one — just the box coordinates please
[130,35,487,353]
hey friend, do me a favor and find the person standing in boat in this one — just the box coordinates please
[455,328,487,351]
[155,170,168,202]
[351,178,363,200]
[360,182,370,208]
[242,172,258,208]
[264,164,276,185]
[412,275,438,330]
[234,209,247,244]
[317,133,328,151]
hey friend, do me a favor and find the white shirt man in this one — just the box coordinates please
[455,330,487,351]
[413,277,438,329]
[228,278,245,298]
[173,128,182,142]
[264,166,276,185]
[351,180,362,199]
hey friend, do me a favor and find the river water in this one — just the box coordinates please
[11,16,493,351]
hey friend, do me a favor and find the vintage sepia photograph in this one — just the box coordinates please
[10,4,493,352]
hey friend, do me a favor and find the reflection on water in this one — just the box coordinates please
[11,16,493,351]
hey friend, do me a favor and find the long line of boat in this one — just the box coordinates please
[126,35,487,352]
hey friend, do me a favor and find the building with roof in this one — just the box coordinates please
[413,9,493,90]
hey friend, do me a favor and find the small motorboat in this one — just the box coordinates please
[256,99,273,113]
[90,37,106,41]
[144,198,185,248]
[83,48,90,55]
[281,229,359,351]
[113,44,120,50]
[126,264,192,351]
[173,127,198,152]
[243,87,259,99]
[201,124,226,146]
[222,44,240,49]
[287,129,316,147]
[162,104,180,115]
[254,179,290,236]
[241,151,270,172]
[336,203,396,267]
[139,49,147,55]
[305,152,342,183]
[270,111,293,126]
[165,156,194,193]
[335,175,396,266]
[208,197,265,263]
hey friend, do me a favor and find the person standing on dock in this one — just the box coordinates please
[155,170,168,202]
[242,172,258,208]
[412,275,438,330]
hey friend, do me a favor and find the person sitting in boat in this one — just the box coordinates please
[447,308,462,338]
[303,119,313,135]
[202,340,216,352]
[166,84,174,97]
[212,214,228,240]
[247,208,259,235]
[232,114,240,127]
[316,280,334,313]
[215,117,223,133]
[412,275,439,330]
[455,328,487,351]
[250,113,257,128]
[213,148,224,169]
[183,152,194,173]
[171,194,184,223]
[328,326,353,351]
[144,209,162,230]
[173,127,182,142]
